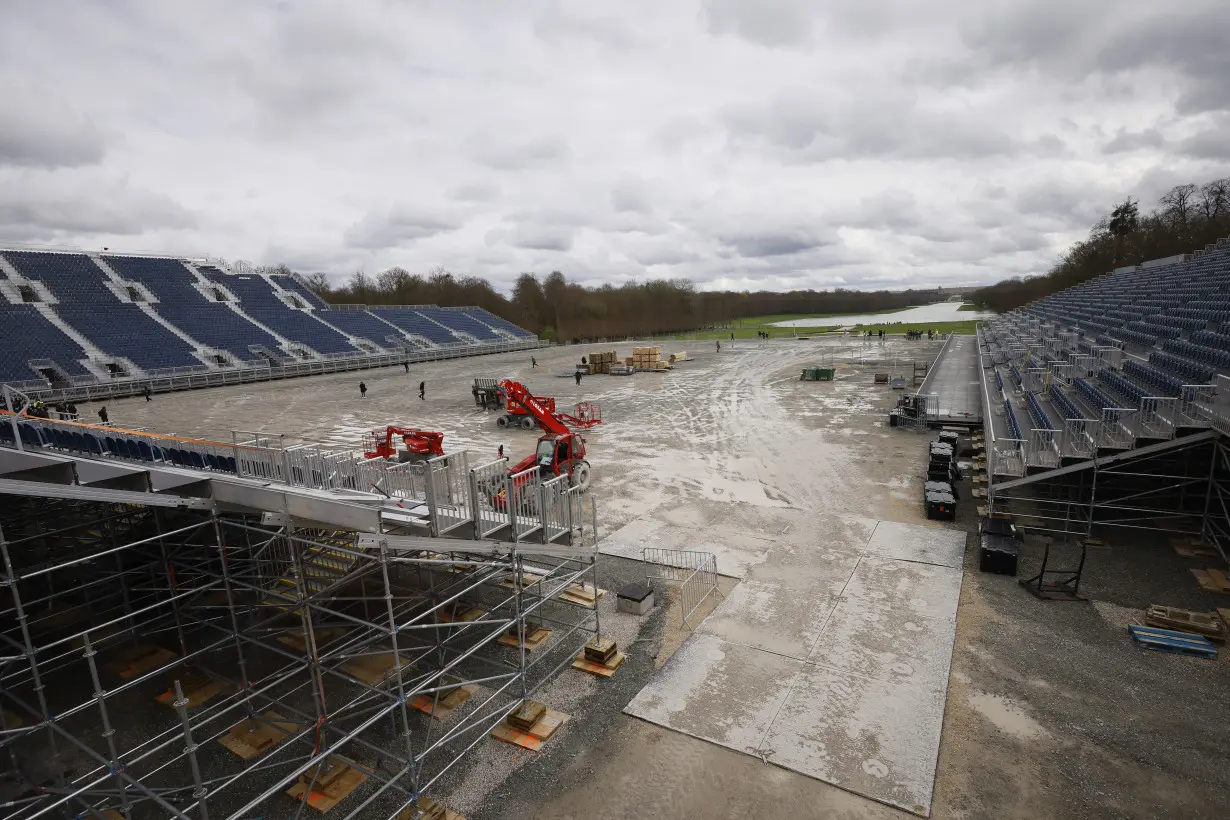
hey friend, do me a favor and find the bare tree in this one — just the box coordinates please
[1200,178,1229,222]
[1159,184,1199,234]
[303,272,331,296]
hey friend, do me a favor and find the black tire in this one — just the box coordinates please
[496,415,510,429]
[521,416,535,430]
[571,461,591,491]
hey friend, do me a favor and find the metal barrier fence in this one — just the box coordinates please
[470,458,511,538]
[1064,418,1097,459]
[12,338,546,403]
[507,466,542,542]
[539,473,573,543]
[426,452,474,536]
[1178,385,1215,428]
[993,438,1026,477]
[1024,368,1046,393]
[1028,428,1061,469]
[1050,363,1072,386]
[1136,397,1176,440]
[642,548,720,627]
[1098,407,1134,449]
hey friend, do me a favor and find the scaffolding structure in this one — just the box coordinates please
[0,467,600,819]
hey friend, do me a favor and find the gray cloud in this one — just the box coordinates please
[0,82,106,169]
[0,0,1225,292]
[344,205,463,249]
[1103,128,1167,154]
[0,171,195,239]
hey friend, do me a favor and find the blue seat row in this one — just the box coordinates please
[1075,377,1124,411]
[1098,370,1148,405]
[1004,399,1022,440]
[0,419,238,473]
[1025,392,1055,430]
[1049,385,1087,421]
[1163,338,1230,369]
[1123,360,1184,397]
[1149,350,1214,384]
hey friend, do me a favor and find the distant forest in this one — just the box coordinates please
[971,176,1230,313]
[288,267,949,340]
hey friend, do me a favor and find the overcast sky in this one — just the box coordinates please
[1,1,1228,293]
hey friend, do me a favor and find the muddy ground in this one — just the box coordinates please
[102,338,1230,820]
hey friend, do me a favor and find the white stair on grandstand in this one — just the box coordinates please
[32,304,139,379]
[0,256,58,304]
[366,312,437,349]
[266,277,373,352]
[91,254,227,371]
[181,262,311,358]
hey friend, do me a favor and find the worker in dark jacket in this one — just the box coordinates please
[419,381,425,400]
[360,381,367,397]
[98,406,110,424]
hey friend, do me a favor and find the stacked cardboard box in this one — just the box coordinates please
[632,346,669,370]
[586,350,618,374]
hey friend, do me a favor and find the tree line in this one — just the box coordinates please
[971,177,1230,313]
[287,266,949,341]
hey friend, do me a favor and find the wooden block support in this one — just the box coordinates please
[584,637,618,664]
[572,651,626,678]
[1192,568,1230,594]
[491,707,570,751]
[495,626,551,651]
[155,672,223,710]
[219,711,301,760]
[339,651,411,685]
[507,699,547,731]
[286,757,369,813]
[1145,605,1226,643]
[409,686,474,720]
[107,645,178,679]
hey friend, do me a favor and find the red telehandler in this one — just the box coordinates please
[360,381,595,492]
[493,379,603,432]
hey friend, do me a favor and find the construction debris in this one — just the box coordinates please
[1144,605,1226,643]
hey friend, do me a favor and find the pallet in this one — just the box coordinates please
[1144,605,1226,643]
[286,757,368,813]
[490,707,570,751]
[495,627,551,651]
[155,672,223,710]
[107,645,178,679]
[1191,568,1230,594]
[437,606,484,624]
[972,489,987,499]
[1128,625,1217,658]
[571,650,626,678]
[219,711,301,760]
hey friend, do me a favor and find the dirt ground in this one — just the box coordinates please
[99,338,1230,820]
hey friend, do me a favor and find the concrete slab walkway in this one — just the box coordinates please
[607,501,965,816]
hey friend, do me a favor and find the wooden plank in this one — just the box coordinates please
[495,627,551,651]
[339,651,411,685]
[278,627,347,654]
[286,758,369,813]
[219,711,302,760]
[490,707,570,751]
[409,686,474,720]
[1190,569,1228,593]
[1144,605,1226,642]
[559,584,606,607]
[155,673,223,710]
[1218,608,1230,629]
[572,651,626,678]
[437,606,484,624]
[107,645,177,679]
[1206,568,1230,592]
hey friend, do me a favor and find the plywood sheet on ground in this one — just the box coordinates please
[624,507,964,817]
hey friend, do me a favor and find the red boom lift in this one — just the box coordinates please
[499,380,594,491]
[362,427,445,461]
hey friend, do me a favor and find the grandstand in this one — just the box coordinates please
[979,236,1230,557]
[0,248,540,400]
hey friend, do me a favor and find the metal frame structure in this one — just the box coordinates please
[976,324,1230,560]
[1,437,600,820]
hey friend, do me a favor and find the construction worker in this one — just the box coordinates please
[419,381,425,400]
[66,402,78,420]
[360,381,368,397]
[574,370,582,387]
[531,356,538,369]
[730,332,734,341]
[403,361,409,373]
[98,406,109,425]
[143,385,152,402]
[715,340,721,352]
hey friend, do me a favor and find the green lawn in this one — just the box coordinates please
[656,316,981,340]
[956,303,981,311]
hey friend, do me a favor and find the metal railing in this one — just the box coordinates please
[507,466,542,542]
[1178,385,1215,428]
[1028,428,1061,469]
[13,338,546,404]
[1098,407,1135,449]
[1064,417,1098,459]
[993,438,1026,477]
[1136,397,1176,440]
[642,548,720,627]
